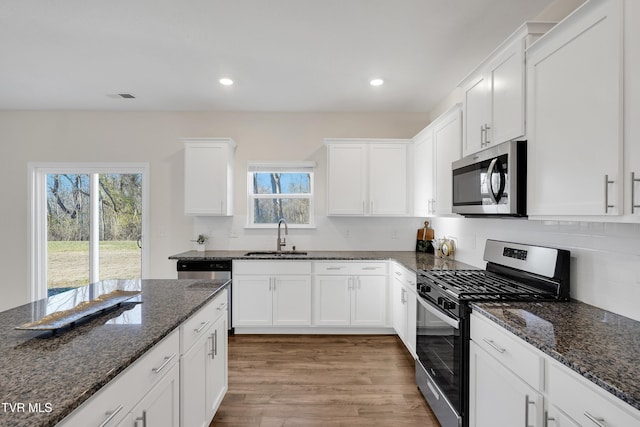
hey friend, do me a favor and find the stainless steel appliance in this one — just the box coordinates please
[452,140,526,216]
[415,240,570,427]
[177,259,233,334]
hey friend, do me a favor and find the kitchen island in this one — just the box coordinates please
[0,278,229,427]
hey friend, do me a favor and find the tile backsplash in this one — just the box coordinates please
[429,217,640,322]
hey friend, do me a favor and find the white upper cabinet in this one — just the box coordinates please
[526,0,624,217]
[625,0,640,219]
[413,104,462,216]
[325,139,411,216]
[460,22,555,157]
[183,138,236,216]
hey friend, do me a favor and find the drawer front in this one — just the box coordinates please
[233,260,312,275]
[181,289,227,353]
[470,312,543,390]
[548,361,640,427]
[392,262,416,288]
[314,261,387,276]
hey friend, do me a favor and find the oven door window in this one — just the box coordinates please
[416,300,461,412]
[453,154,509,207]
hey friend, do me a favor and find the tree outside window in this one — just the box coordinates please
[248,163,314,226]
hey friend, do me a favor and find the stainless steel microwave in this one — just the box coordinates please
[452,140,526,217]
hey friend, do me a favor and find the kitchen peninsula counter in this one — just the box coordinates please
[169,250,473,273]
[0,278,229,427]
[472,301,640,412]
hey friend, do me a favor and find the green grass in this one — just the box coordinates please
[47,240,141,289]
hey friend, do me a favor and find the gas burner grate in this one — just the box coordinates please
[419,269,556,301]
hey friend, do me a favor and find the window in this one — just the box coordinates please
[29,163,149,301]
[247,162,315,227]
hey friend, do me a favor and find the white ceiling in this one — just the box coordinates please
[0,0,555,113]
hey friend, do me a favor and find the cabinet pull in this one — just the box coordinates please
[99,404,124,427]
[544,410,555,427]
[135,410,147,427]
[214,329,218,357]
[401,288,407,304]
[584,411,606,427]
[484,124,491,146]
[524,395,535,427]
[605,174,615,213]
[480,125,485,147]
[152,353,176,374]
[632,172,640,214]
[194,320,210,333]
[347,277,352,290]
[362,266,379,270]
[482,338,506,353]
[395,271,402,276]
[326,267,343,270]
[208,334,214,358]
[217,302,227,312]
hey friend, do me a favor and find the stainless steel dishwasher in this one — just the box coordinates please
[177,259,233,334]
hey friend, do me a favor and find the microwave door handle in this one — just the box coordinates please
[486,158,499,204]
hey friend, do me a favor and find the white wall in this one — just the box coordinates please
[0,110,428,311]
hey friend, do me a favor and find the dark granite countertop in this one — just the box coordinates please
[471,301,640,411]
[169,250,474,273]
[0,278,229,427]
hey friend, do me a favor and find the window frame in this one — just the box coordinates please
[246,161,316,228]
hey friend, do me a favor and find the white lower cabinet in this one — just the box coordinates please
[469,340,543,427]
[180,289,228,427]
[391,263,417,357]
[232,261,312,327]
[547,360,640,427]
[313,262,388,327]
[470,312,640,427]
[119,363,180,427]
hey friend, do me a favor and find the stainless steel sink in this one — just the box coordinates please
[243,251,308,256]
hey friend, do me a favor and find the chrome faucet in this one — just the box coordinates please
[277,218,288,252]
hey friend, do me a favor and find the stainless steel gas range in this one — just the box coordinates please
[415,239,571,427]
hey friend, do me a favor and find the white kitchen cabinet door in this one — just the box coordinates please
[206,314,228,422]
[489,38,525,145]
[463,75,491,156]
[369,143,408,215]
[391,278,408,342]
[127,363,180,427]
[181,330,209,427]
[433,106,462,215]
[326,143,367,215]
[527,0,623,216]
[413,127,435,216]
[351,275,387,326]
[469,340,544,427]
[312,275,351,326]
[625,0,640,219]
[546,405,580,427]
[184,139,235,216]
[232,275,273,326]
[272,275,312,325]
[548,360,640,427]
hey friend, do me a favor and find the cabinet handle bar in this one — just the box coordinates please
[482,338,506,353]
[99,404,124,427]
[632,172,640,214]
[584,411,606,427]
[194,320,210,333]
[152,353,176,374]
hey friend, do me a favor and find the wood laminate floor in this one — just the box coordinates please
[210,335,441,427]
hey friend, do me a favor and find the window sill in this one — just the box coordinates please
[244,223,316,229]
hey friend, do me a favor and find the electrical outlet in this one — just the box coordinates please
[228,229,239,238]
[344,229,350,238]
[391,230,399,240]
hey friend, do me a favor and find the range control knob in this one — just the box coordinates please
[419,284,431,293]
[443,301,456,310]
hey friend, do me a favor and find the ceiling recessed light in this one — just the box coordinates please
[370,78,384,87]
[219,78,234,86]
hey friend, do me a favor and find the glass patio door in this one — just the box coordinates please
[30,164,148,299]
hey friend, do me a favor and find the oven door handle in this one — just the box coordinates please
[417,297,459,329]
